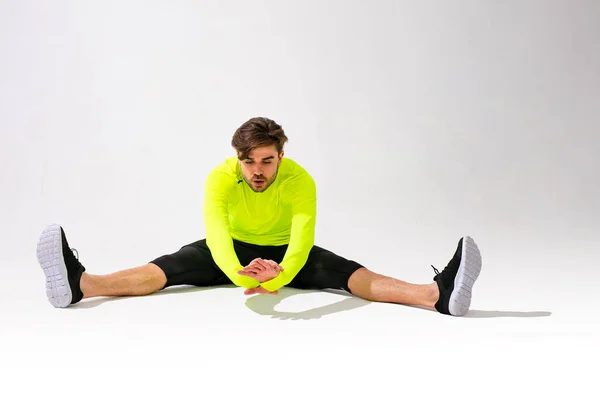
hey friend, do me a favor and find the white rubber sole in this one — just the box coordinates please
[448,236,482,316]
[36,224,72,308]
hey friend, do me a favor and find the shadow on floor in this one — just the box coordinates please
[405,305,552,318]
[67,285,371,319]
[244,287,371,320]
[244,291,552,320]
[463,310,552,318]
[67,285,552,319]
[67,285,215,309]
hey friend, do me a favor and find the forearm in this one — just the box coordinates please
[203,208,259,289]
[260,212,315,292]
[202,167,261,289]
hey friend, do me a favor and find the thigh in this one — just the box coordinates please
[150,239,266,288]
[150,239,226,288]
[287,246,365,292]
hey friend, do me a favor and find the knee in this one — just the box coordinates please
[147,263,168,291]
[347,267,370,292]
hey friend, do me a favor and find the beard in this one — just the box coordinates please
[243,168,278,193]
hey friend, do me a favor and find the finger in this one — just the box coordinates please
[260,259,276,271]
[254,259,272,270]
[244,288,257,295]
[244,259,261,270]
[247,264,263,272]
[247,262,266,272]
[256,287,278,295]
[245,266,262,274]
[267,260,283,271]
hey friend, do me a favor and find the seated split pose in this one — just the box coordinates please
[36,117,483,316]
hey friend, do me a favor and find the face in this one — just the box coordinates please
[239,145,283,193]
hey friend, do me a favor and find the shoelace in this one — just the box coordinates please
[431,265,440,275]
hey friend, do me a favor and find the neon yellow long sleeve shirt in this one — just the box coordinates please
[202,156,317,292]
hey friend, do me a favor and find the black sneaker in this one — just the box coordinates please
[432,236,482,316]
[36,224,86,308]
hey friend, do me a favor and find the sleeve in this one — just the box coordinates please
[202,169,260,289]
[260,173,317,292]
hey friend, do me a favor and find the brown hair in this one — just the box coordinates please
[231,117,288,160]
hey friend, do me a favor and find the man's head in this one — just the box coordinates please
[231,117,288,193]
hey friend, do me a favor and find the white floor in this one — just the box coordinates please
[2,1,599,398]
[2,247,596,400]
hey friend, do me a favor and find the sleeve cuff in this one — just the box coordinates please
[260,275,286,292]
[232,268,261,289]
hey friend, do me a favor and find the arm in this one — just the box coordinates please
[260,173,317,292]
[202,169,260,289]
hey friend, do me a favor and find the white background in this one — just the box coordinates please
[1,1,598,398]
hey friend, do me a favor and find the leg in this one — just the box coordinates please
[347,267,439,308]
[288,247,438,308]
[288,236,482,316]
[82,239,266,298]
[80,263,166,298]
[36,224,231,308]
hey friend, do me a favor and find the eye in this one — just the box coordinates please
[244,161,253,165]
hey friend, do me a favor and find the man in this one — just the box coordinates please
[36,117,482,316]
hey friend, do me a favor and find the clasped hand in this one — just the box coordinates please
[237,258,283,295]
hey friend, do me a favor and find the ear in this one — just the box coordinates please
[279,151,284,163]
